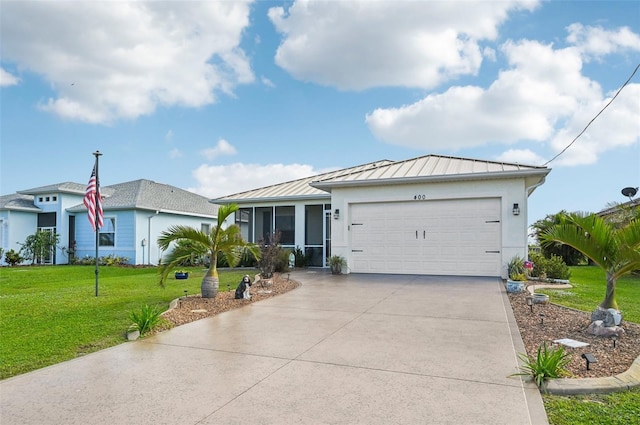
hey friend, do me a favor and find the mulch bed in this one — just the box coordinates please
[155,274,639,380]
[508,290,640,379]
[156,274,300,329]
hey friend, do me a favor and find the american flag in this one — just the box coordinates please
[84,165,103,231]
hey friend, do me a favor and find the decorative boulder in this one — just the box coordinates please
[587,320,625,337]
[591,308,621,327]
[607,308,622,326]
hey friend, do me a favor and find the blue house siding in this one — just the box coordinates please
[3,179,219,266]
[75,211,136,263]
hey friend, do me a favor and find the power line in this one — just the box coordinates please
[543,63,640,166]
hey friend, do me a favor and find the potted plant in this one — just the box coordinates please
[506,255,527,293]
[174,270,189,280]
[328,255,347,275]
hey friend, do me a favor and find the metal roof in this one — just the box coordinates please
[311,154,550,191]
[216,155,550,202]
[216,160,395,202]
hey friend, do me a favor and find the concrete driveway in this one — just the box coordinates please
[0,272,547,424]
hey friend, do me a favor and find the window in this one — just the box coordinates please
[275,206,295,245]
[255,207,273,242]
[236,208,254,242]
[201,223,210,234]
[99,218,115,246]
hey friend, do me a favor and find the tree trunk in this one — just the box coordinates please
[201,267,219,298]
[599,271,618,310]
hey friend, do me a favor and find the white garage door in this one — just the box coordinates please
[350,198,501,276]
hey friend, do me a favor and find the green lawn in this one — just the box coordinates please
[538,266,640,425]
[543,387,640,425]
[0,265,249,379]
[538,266,640,323]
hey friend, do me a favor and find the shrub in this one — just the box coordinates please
[527,251,571,280]
[293,246,307,268]
[544,254,571,280]
[257,232,283,279]
[4,249,23,266]
[274,248,291,273]
[129,304,163,337]
[528,251,546,278]
[507,255,526,280]
[512,342,572,390]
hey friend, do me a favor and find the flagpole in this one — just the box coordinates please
[93,151,102,297]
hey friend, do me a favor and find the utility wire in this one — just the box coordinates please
[543,63,640,166]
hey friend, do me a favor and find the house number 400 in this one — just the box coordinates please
[414,195,426,200]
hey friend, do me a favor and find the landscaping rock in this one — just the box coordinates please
[591,308,619,327]
[587,320,625,337]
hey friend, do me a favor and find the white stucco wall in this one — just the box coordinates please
[329,177,529,278]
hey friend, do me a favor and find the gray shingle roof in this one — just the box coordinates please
[0,194,41,212]
[17,182,87,196]
[68,179,218,217]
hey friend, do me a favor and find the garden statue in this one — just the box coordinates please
[234,275,252,300]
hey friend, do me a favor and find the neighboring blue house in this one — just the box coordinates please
[0,180,219,266]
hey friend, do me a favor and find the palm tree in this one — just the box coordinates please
[540,212,640,310]
[157,204,260,298]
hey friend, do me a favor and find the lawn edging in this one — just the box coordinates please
[545,355,640,395]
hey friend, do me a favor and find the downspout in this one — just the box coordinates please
[147,211,159,265]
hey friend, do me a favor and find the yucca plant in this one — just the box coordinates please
[512,342,572,391]
[129,304,163,337]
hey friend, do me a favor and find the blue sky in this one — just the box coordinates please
[1,0,639,227]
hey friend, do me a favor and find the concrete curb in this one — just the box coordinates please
[545,356,640,395]
[526,283,573,294]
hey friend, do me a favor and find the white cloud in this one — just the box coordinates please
[268,0,538,90]
[567,23,640,58]
[366,26,640,166]
[0,68,19,87]
[1,1,254,123]
[189,162,321,199]
[548,84,640,166]
[201,139,237,160]
[165,130,174,142]
[261,76,276,88]
[495,149,547,166]
[169,148,182,159]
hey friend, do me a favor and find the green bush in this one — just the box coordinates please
[4,249,23,266]
[545,254,571,280]
[293,246,308,268]
[512,342,572,390]
[527,251,571,280]
[72,255,129,266]
[528,251,546,278]
[129,304,163,337]
[507,255,526,280]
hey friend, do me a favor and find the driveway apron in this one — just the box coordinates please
[0,271,547,424]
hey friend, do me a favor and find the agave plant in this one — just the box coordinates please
[157,204,260,298]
